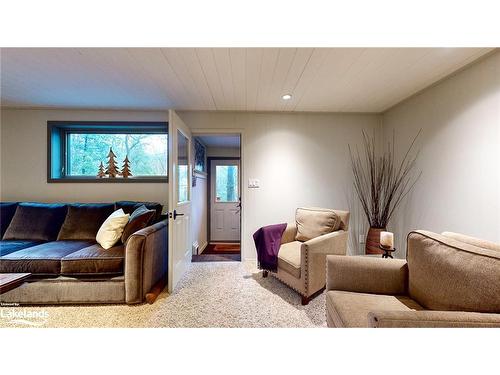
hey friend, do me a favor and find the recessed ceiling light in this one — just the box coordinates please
[282,94,292,100]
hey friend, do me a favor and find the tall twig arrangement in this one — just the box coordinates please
[349,130,422,228]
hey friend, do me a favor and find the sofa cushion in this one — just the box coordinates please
[0,240,94,275]
[115,201,162,223]
[441,231,500,252]
[57,203,115,240]
[326,290,423,328]
[407,231,500,313]
[0,240,45,257]
[61,243,125,276]
[278,241,302,278]
[121,205,156,243]
[295,207,340,242]
[2,203,68,241]
[0,202,18,237]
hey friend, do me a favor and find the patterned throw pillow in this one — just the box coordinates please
[121,205,156,244]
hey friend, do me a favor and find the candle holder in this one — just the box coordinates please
[379,245,396,259]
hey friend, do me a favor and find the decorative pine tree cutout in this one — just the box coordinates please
[97,161,106,178]
[105,147,119,178]
[121,156,132,178]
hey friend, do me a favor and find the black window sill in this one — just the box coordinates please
[48,177,168,183]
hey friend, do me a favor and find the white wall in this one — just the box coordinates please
[383,51,500,254]
[190,173,208,253]
[0,108,168,207]
[179,111,380,260]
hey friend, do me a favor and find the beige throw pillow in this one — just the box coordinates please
[96,209,130,249]
[295,207,340,242]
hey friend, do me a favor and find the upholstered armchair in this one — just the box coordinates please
[325,230,500,327]
[265,207,350,305]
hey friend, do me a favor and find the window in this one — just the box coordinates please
[215,165,239,202]
[177,130,189,203]
[48,121,168,182]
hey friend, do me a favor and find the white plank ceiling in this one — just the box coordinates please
[0,48,494,112]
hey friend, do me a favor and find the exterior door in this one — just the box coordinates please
[167,110,192,293]
[210,159,241,242]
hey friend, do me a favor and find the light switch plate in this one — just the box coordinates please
[248,178,260,188]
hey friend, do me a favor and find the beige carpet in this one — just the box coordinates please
[0,261,326,328]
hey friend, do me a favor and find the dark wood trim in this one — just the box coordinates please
[47,120,168,130]
[48,177,168,183]
[208,240,241,244]
[47,122,54,182]
[207,157,242,245]
[47,121,168,183]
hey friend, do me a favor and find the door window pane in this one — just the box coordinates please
[215,165,238,202]
[177,130,189,203]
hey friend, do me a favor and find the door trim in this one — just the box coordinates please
[207,157,241,245]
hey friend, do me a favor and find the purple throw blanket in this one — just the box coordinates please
[253,223,287,272]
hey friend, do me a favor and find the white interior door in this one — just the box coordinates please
[167,110,192,293]
[210,159,241,242]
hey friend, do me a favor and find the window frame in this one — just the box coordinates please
[47,121,168,183]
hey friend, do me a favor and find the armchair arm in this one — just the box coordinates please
[303,230,348,255]
[368,310,500,328]
[281,222,297,244]
[326,255,408,295]
[125,220,168,304]
[301,230,348,296]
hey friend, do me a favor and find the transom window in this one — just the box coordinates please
[48,121,168,182]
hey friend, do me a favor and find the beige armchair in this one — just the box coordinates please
[325,230,500,327]
[265,207,350,305]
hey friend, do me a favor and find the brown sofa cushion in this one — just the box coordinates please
[295,207,340,242]
[407,231,500,313]
[326,290,423,328]
[121,205,156,243]
[2,203,68,241]
[278,241,302,278]
[61,243,124,276]
[57,203,115,240]
[0,240,94,275]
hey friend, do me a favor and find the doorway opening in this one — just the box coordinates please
[191,134,241,262]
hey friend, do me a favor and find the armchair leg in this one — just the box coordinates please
[262,270,269,278]
[300,288,324,305]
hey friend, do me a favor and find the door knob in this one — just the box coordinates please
[173,210,184,220]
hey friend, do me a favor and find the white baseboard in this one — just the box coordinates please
[198,241,208,254]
